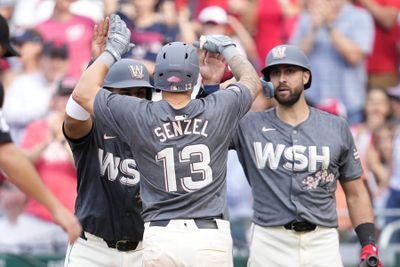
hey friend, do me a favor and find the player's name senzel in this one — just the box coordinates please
[154,118,209,143]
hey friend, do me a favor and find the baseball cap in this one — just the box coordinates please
[11,29,43,45]
[0,15,19,57]
[198,6,228,25]
[43,41,68,59]
[387,85,400,100]
[56,76,77,96]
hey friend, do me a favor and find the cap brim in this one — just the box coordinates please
[3,43,20,57]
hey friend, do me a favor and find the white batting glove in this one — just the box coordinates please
[105,14,134,61]
[194,35,239,61]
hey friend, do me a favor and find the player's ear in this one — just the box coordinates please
[302,70,310,88]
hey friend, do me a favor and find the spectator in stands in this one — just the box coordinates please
[0,179,75,254]
[2,29,52,144]
[367,121,395,231]
[384,85,400,242]
[231,0,303,70]
[0,0,15,21]
[35,0,94,79]
[123,0,179,73]
[199,5,260,67]
[0,13,81,248]
[354,0,400,90]
[18,76,78,253]
[351,88,391,192]
[41,41,69,91]
[290,0,374,124]
[11,0,53,29]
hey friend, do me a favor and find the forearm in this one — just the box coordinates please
[0,143,63,215]
[329,29,364,65]
[297,29,317,56]
[278,0,302,17]
[227,52,261,100]
[360,0,398,30]
[345,182,375,227]
[72,52,114,114]
[22,144,47,163]
[229,21,259,63]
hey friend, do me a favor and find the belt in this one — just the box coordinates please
[149,218,219,229]
[283,220,317,232]
[80,232,140,252]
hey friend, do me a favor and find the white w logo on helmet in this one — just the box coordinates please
[272,46,287,60]
[129,65,144,79]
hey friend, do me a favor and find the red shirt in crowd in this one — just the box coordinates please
[20,120,77,222]
[367,0,400,74]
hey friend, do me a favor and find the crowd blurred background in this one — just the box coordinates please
[0,0,399,265]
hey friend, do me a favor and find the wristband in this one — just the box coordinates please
[97,51,116,68]
[203,84,219,94]
[222,46,240,62]
[355,223,376,247]
[66,95,90,121]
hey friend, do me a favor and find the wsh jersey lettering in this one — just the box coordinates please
[253,142,330,172]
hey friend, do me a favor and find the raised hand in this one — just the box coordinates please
[194,34,236,54]
[51,205,82,244]
[91,17,109,60]
[199,51,227,85]
[105,14,134,61]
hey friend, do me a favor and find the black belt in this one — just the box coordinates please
[149,219,219,229]
[80,232,140,252]
[283,220,317,232]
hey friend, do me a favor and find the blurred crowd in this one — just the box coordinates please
[0,0,399,258]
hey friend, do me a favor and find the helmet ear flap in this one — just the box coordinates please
[260,77,274,98]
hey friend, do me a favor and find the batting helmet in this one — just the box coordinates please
[103,58,153,100]
[261,44,312,89]
[154,42,199,92]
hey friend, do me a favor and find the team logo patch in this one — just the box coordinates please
[272,46,287,59]
[129,65,144,79]
[302,169,335,191]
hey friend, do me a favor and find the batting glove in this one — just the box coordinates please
[359,244,382,267]
[105,14,134,61]
[194,35,239,62]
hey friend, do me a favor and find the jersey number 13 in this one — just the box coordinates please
[156,144,213,192]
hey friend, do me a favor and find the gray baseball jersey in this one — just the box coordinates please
[64,118,144,242]
[231,107,363,228]
[94,83,252,222]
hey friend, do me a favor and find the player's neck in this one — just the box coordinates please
[276,98,310,127]
[162,91,192,109]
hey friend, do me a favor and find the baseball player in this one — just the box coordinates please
[63,20,153,266]
[230,44,382,267]
[71,14,261,267]
[0,14,81,245]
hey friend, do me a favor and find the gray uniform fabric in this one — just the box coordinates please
[94,83,252,222]
[64,118,144,242]
[231,107,363,228]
